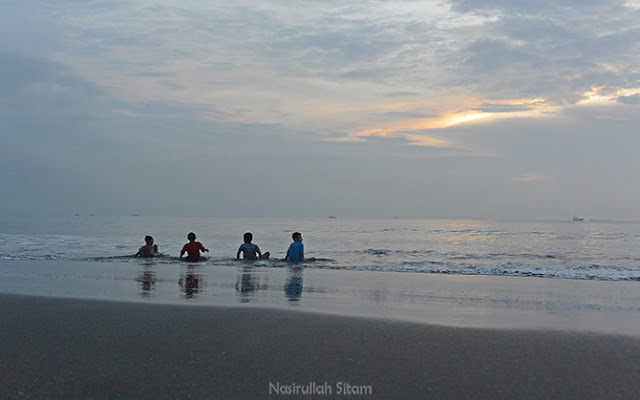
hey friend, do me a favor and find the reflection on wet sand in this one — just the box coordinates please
[179,266,205,298]
[138,263,306,303]
[285,267,303,302]
[136,263,157,297]
[235,266,268,303]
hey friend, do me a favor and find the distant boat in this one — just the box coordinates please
[572,217,584,221]
[328,216,337,219]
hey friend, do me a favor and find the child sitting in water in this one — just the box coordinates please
[284,232,315,263]
[180,232,209,262]
[135,235,158,258]
[236,232,270,260]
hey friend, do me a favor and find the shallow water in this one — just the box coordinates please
[1,216,640,281]
[2,258,640,336]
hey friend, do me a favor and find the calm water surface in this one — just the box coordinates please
[1,216,640,281]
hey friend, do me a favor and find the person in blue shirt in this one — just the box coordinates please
[285,232,315,263]
[236,232,270,260]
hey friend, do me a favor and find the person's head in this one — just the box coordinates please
[187,232,196,242]
[243,232,253,243]
[144,235,154,245]
[292,232,302,242]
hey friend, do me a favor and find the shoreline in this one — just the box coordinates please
[2,293,640,399]
[2,259,640,336]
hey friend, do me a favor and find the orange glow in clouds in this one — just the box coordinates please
[577,86,640,105]
[339,87,639,148]
[344,97,553,147]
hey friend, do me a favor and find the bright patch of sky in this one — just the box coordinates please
[1,0,640,219]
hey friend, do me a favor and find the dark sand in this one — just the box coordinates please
[2,294,639,400]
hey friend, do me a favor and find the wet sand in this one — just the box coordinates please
[2,293,640,400]
[2,259,640,336]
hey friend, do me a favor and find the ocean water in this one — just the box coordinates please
[1,216,640,282]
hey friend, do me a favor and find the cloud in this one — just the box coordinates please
[0,48,106,150]
[382,92,419,98]
[448,0,618,14]
[467,102,544,113]
[511,173,551,183]
[2,0,640,219]
[0,48,98,101]
[618,94,640,105]
[383,111,438,119]
[8,0,634,136]
[446,1,640,102]
[577,87,640,106]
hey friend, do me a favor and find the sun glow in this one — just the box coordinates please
[577,87,640,105]
[338,86,640,148]
[343,97,554,147]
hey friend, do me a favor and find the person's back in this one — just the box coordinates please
[238,242,260,260]
[180,232,208,262]
[136,235,158,258]
[285,232,305,263]
[237,232,270,260]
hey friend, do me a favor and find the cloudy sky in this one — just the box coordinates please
[1,0,639,219]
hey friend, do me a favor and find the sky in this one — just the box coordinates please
[1,0,640,220]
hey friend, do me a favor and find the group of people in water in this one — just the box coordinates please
[134,231,315,263]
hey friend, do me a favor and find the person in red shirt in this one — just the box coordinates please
[180,232,209,262]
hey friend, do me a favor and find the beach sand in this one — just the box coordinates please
[2,293,640,400]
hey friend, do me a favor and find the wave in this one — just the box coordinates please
[303,262,640,282]
[2,252,639,282]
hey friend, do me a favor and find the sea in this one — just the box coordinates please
[1,216,640,282]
